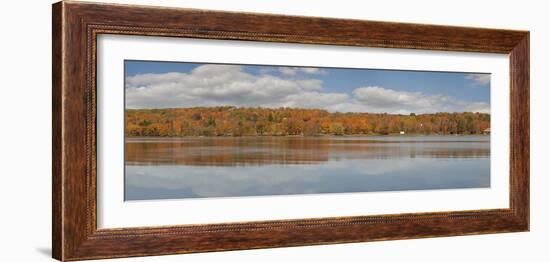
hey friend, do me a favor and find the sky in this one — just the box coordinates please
[124,60,490,114]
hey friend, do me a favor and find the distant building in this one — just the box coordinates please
[483,128,491,135]
[399,131,405,135]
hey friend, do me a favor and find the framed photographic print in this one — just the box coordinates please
[52,1,529,261]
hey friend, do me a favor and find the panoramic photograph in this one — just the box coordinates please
[124,60,491,201]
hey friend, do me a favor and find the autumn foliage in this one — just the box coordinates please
[125,107,490,137]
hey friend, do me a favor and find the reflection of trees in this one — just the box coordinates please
[125,137,490,167]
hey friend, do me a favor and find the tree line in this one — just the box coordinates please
[125,106,490,137]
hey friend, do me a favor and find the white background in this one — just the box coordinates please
[98,35,509,228]
[0,0,546,261]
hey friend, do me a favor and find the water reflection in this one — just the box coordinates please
[125,136,490,200]
[125,136,490,166]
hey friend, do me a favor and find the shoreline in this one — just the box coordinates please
[125,134,490,139]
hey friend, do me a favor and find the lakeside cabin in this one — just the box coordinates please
[483,128,491,135]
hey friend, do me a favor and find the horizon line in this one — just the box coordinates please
[124,106,490,115]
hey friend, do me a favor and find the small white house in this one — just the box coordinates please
[399,131,405,135]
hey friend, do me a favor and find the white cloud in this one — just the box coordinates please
[278,92,349,109]
[464,102,492,113]
[278,67,326,76]
[465,73,491,86]
[126,65,489,114]
[352,86,490,113]
[126,64,328,109]
[278,67,298,76]
[301,67,325,74]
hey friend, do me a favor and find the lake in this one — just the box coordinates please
[125,135,490,200]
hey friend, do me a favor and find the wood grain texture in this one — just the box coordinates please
[52,2,63,260]
[509,35,530,227]
[52,1,530,261]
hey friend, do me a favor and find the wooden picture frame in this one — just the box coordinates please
[52,1,529,261]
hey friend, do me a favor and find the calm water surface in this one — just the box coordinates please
[125,136,490,200]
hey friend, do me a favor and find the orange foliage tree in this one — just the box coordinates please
[125,107,490,137]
